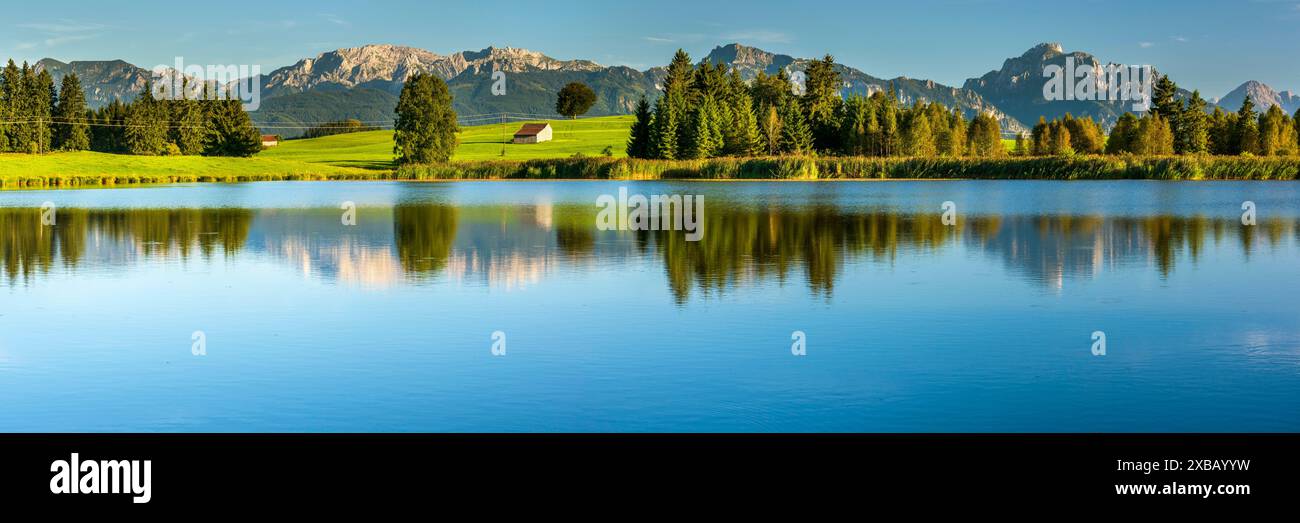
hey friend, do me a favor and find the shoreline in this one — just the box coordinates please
[3,153,1298,190]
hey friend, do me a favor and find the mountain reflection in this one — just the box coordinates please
[1,205,1294,299]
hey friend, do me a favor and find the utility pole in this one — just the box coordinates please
[500,112,506,157]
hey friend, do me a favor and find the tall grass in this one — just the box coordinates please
[6,153,1297,190]
[397,155,1300,181]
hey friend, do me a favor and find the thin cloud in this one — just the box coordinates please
[13,19,104,49]
[320,14,351,27]
[721,30,791,44]
[44,34,99,46]
[1139,41,1155,48]
[642,36,675,43]
[17,21,105,33]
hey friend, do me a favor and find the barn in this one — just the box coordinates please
[512,123,553,144]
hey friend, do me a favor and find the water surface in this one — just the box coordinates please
[1,180,1297,431]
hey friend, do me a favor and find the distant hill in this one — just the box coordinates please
[33,58,152,108]
[701,44,1027,134]
[31,41,1296,138]
[963,43,1195,129]
[1217,80,1300,114]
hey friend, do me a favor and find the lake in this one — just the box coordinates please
[0,180,1297,432]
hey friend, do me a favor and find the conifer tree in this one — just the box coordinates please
[53,73,89,151]
[649,96,679,160]
[724,89,761,156]
[1106,113,1139,154]
[1234,96,1259,155]
[125,80,168,155]
[759,103,781,156]
[779,97,813,155]
[1179,91,1209,154]
[626,96,653,158]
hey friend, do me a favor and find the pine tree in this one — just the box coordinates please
[839,95,871,156]
[392,73,457,164]
[724,90,761,156]
[626,96,653,158]
[1180,91,1209,154]
[1151,74,1182,151]
[1234,96,1259,155]
[170,79,209,155]
[649,95,678,160]
[1107,113,1139,154]
[0,60,22,151]
[1206,107,1234,155]
[778,97,813,155]
[53,73,90,151]
[684,95,723,159]
[124,81,168,155]
[759,103,781,156]
[802,54,842,151]
[879,96,898,156]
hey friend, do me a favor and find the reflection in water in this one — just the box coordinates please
[1,205,1295,299]
[1,208,252,284]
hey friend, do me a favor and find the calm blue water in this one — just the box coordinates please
[1,180,1297,432]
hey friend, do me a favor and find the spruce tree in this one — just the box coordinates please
[1234,96,1259,155]
[170,80,209,155]
[724,89,761,156]
[0,60,19,151]
[125,81,168,155]
[802,54,842,151]
[1180,91,1209,154]
[54,73,90,151]
[1107,113,1139,154]
[759,103,781,156]
[778,97,813,155]
[649,96,678,160]
[625,96,653,158]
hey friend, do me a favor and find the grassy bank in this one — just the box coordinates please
[0,151,390,189]
[396,155,1300,181]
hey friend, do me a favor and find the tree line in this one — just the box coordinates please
[1031,76,1300,157]
[626,49,1300,160]
[1,58,263,157]
[625,50,1006,160]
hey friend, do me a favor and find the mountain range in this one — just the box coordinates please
[30,42,1299,138]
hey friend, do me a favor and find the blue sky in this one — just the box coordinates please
[3,0,1299,98]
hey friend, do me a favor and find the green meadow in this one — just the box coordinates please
[2,114,1297,188]
[0,115,634,188]
[261,115,634,168]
